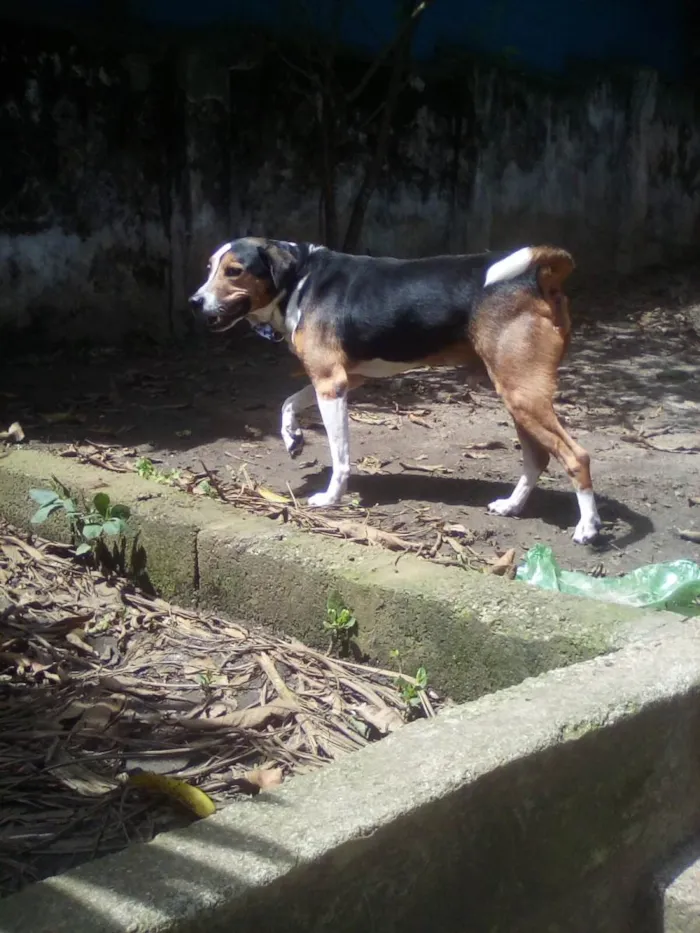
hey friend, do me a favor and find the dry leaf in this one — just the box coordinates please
[327,519,415,551]
[257,652,299,706]
[443,523,474,540]
[690,497,700,507]
[408,413,431,428]
[445,537,467,559]
[50,750,117,796]
[400,462,453,475]
[485,548,517,577]
[65,630,98,656]
[357,455,388,475]
[353,703,404,735]
[234,765,284,796]
[61,696,125,731]
[677,529,700,544]
[350,411,387,425]
[179,701,295,731]
[0,422,25,443]
[468,440,508,450]
[99,673,168,699]
[462,450,489,460]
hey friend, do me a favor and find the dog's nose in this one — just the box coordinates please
[189,294,204,309]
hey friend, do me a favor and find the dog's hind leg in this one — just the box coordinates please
[478,309,601,544]
[488,424,550,517]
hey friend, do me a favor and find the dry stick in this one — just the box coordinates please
[287,638,422,687]
[256,652,300,707]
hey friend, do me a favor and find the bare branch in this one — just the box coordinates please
[346,0,435,104]
[276,50,323,88]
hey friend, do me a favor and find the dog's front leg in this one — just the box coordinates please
[281,384,316,457]
[307,390,350,508]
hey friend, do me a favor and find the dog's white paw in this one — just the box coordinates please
[488,497,522,517]
[572,516,602,545]
[307,491,341,509]
[282,427,304,458]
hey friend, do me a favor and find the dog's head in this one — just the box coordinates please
[189,237,297,333]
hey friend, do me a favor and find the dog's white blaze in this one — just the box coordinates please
[206,241,233,285]
[308,394,350,507]
[484,247,534,287]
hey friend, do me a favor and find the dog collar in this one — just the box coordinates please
[251,322,285,343]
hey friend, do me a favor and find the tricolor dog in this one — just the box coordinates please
[189,238,602,544]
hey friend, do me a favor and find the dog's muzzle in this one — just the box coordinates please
[189,289,251,333]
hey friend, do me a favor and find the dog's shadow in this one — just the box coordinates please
[292,469,654,551]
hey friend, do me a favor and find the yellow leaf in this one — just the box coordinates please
[258,486,290,504]
[128,771,216,818]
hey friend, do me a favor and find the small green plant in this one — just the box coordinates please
[323,593,358,655]
[136,457,181,485]
[390,649,429,711]
[195,478,219,499]
[396,666,429,709]
[29,485,131,557]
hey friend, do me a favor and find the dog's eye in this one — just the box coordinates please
[226,266,242,278]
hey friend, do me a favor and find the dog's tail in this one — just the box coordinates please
[483,245,575,292]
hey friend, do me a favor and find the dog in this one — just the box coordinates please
[189,238,602,544]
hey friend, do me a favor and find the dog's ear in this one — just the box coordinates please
[258,243,296,293]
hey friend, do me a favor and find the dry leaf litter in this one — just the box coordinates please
[0,520,439,898]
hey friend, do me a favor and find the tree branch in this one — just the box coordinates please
[346,0,435,104]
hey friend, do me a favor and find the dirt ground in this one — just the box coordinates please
[1,265,700,576]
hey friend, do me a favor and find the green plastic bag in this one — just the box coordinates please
[516,544,700,615]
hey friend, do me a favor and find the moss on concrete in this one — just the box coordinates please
[0,448,679,703]
[0,449,211,604]
[196,522,634,701]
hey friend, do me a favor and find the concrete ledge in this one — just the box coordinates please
[1,622,700,932]
[0,448,688,703]
[664,856,700,932]
[654,842,700,932]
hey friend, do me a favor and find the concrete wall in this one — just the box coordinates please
[1,19,699,345]
[248,67,700,271]
[0,25,232,344]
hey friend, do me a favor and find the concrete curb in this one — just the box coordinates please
[1,621,700,933]
[663,853,700,932]
[0,448,684,702]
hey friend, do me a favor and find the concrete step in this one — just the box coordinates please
[664,850,700,932]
